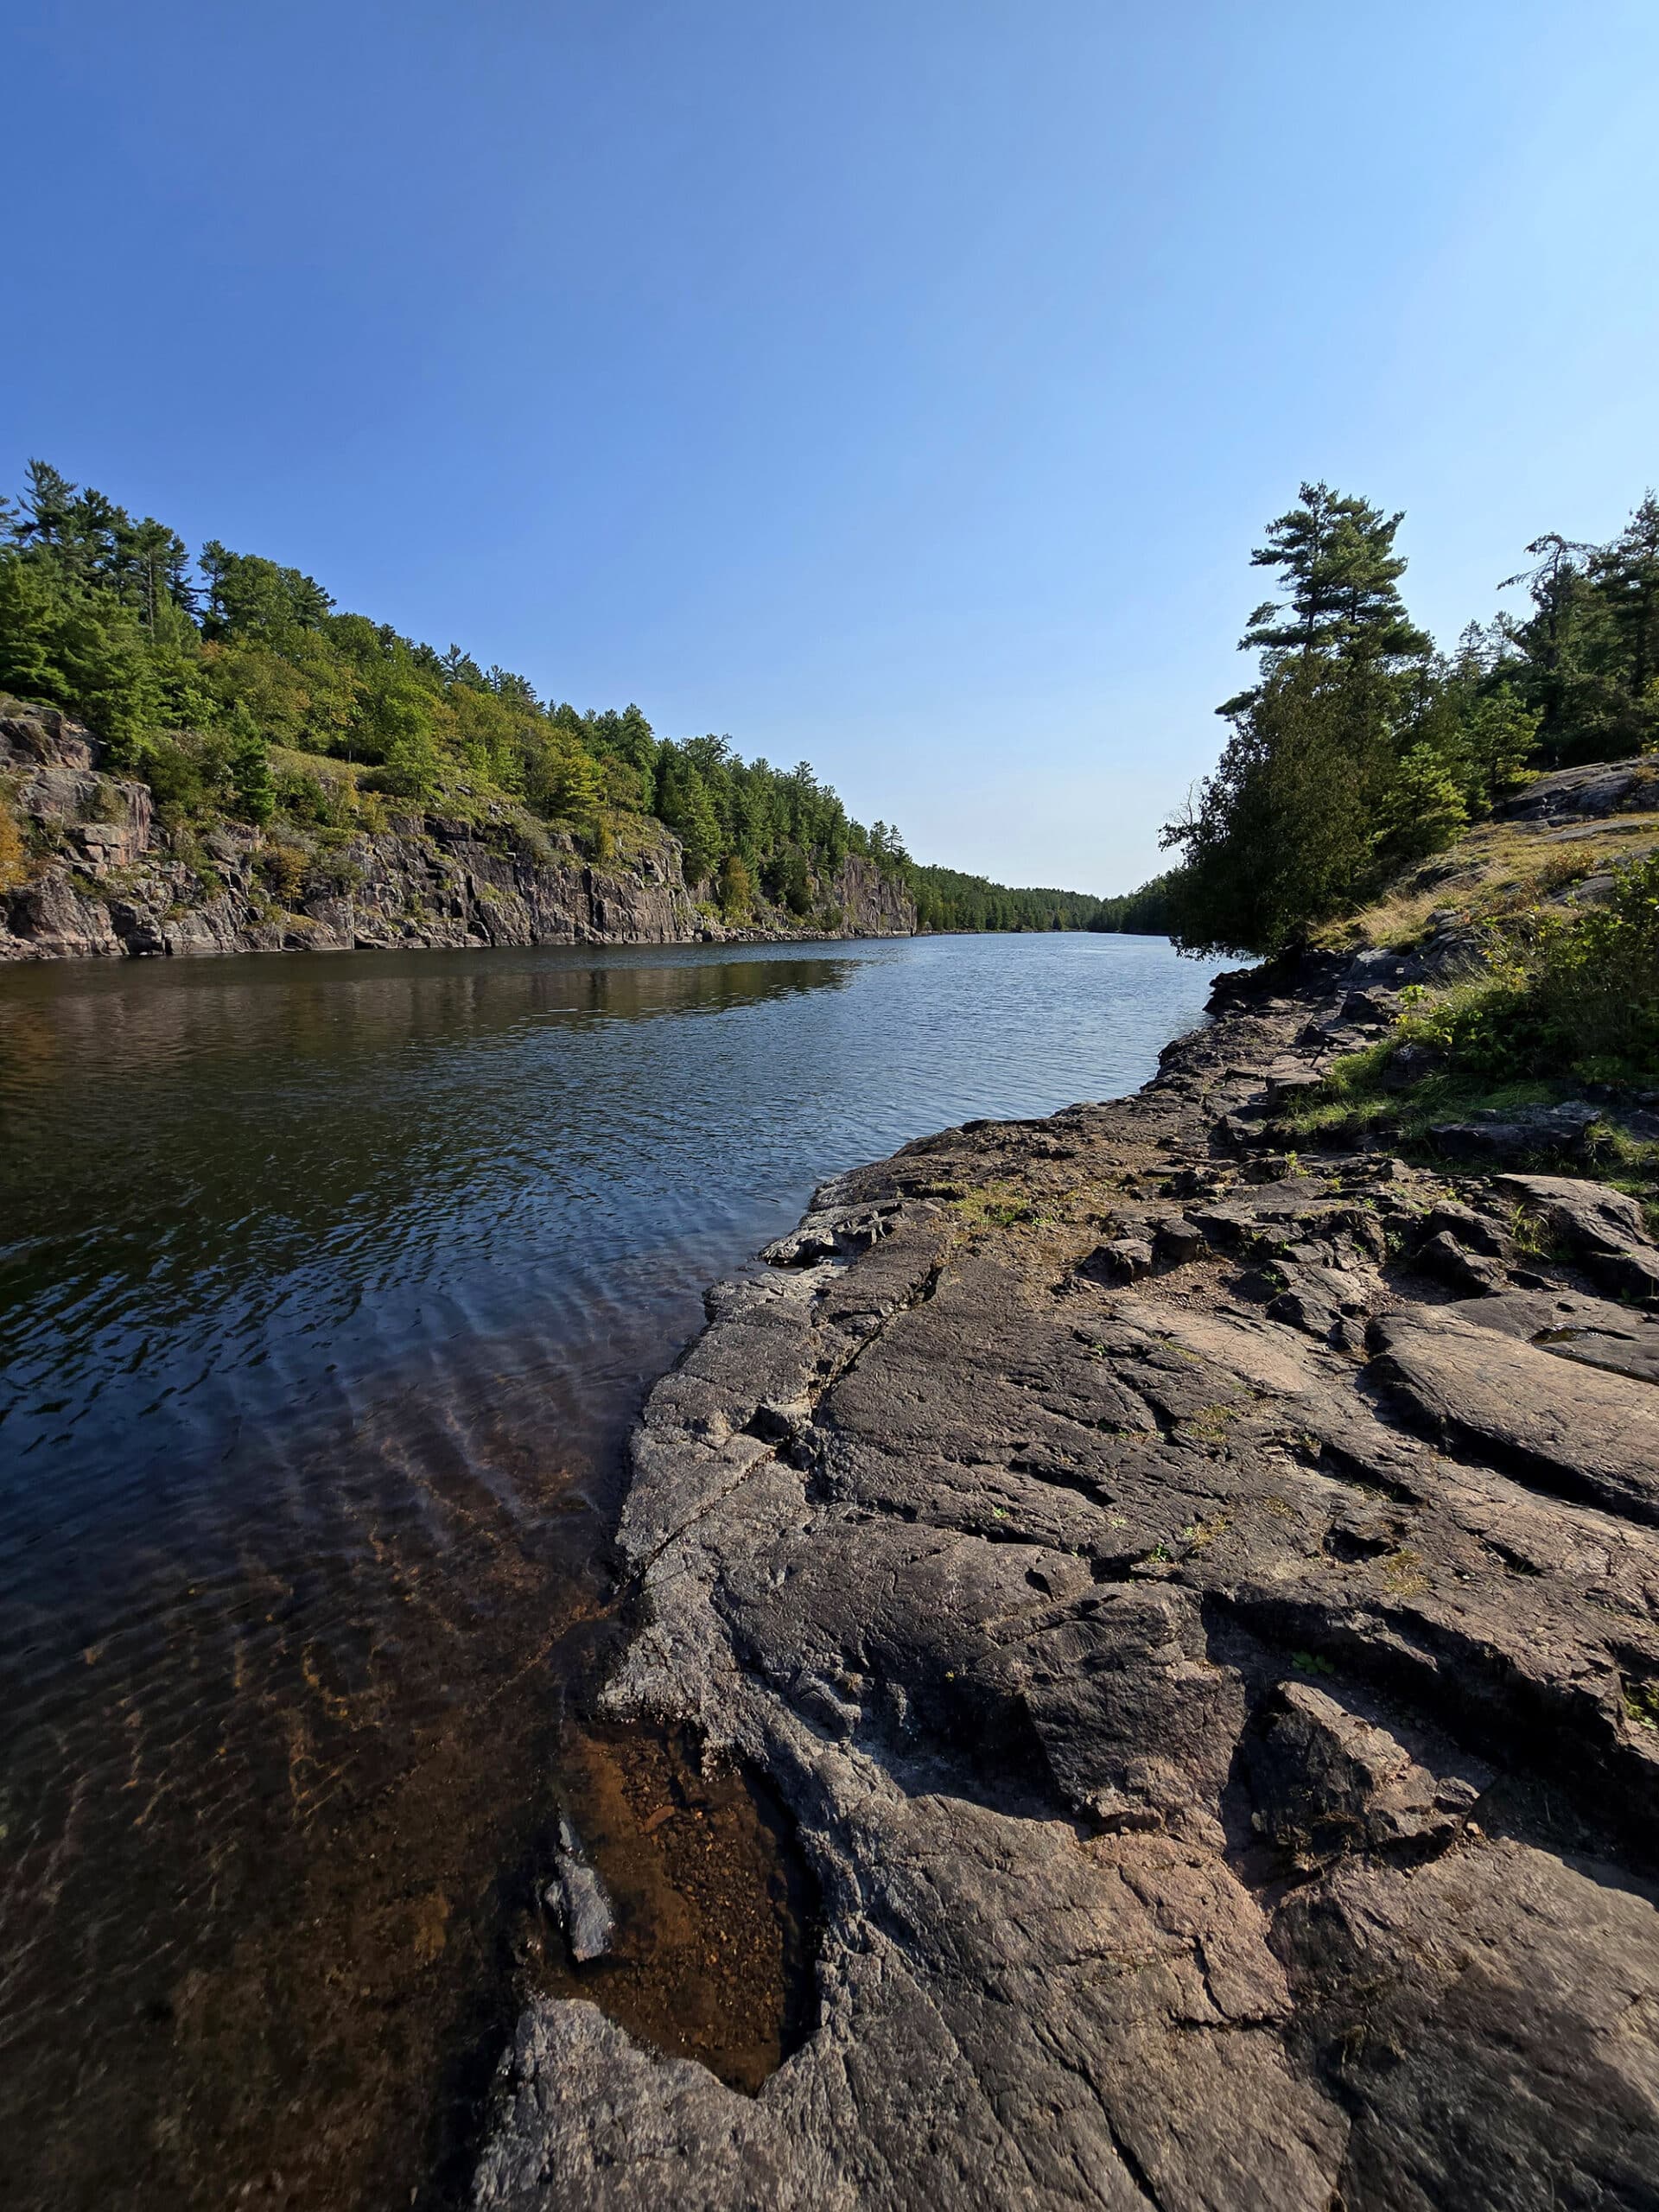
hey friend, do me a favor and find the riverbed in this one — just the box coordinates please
[0,931,1217,2211]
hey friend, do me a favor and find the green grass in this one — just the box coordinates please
[1279,1036,1659,1227]
[1278,1036,1559,1146]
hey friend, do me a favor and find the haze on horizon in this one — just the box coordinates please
[6,0,1657,896]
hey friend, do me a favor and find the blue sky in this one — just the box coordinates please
[6,2,1658,893]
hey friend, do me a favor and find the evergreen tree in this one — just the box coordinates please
[227,707,276,825]
[1222,481,1431,718]
[1496,532,1607,760]
[717,851,755,920]
[658,749,723,881]
[1373,745,1468,865]
[1593,491,1659,744]
[1165,652,1399,954]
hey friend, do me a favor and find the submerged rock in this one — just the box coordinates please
[545,1821,614,1965]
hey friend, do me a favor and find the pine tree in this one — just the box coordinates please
[1594,493,1659,721]
[1497,532,1605,759]
[15,461,78,559]
[1165,652,1398,954]
[658,752,722,881]
[227,705,276,825]
[1222,481,1431,719]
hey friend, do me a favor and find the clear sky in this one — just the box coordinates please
[6,2,1658,893]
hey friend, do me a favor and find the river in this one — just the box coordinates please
[0,930,1217,2211]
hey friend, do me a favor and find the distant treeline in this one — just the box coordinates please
[0,460,1142,934]
[904,864,1174,935]
[1162,480,1659,955]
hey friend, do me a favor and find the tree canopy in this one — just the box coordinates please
[1161,479,1659,957]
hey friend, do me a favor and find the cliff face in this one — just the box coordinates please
[0,707,915,960]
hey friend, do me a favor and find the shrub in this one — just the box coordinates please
[1377,851,1659,1085]
[143,732,232,821]
[258,842,308,905]
[1530,850,1659,1074]
[0,791,27,892]
[717,851,754,921]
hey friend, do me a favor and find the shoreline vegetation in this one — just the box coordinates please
[0,461,1164,956]
[1156,481,1659,1156]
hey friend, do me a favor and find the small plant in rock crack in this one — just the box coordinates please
[1377,1546,1430,1596]
[1181,1514,1231,1549]
[1291,1650,1336,1676]
[1182,1402,1240,1446]
[1507,1205,1565,1262]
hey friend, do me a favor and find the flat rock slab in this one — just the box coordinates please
[1446,1287,1659,1387]
[1370,1310,1659,1522]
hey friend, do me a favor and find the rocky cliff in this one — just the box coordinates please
[0,705,915,961]
[474,769,1659,2209]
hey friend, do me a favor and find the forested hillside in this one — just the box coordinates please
[1163,480,1659,957]
[0,461,1121,934]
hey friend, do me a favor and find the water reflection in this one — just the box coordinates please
[0,931,1217,2211]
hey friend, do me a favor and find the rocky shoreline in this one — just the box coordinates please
[0,706,915,961]
[473,866,1659,2205]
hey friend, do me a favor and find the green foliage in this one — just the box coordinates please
[1510,852,1659,1077]
[0,459,1116,933]
[258,842,308,905]
[1458,683,1541,809]
[1373,745,1468,867]
[717,851,755,921]
[1163,478,1659,957]
[1403,865,1659,1087]
[0,789,27,893]
[907,864,1115,932]
[1291,857,1659,1137]
[372,724,442,804]
[143,731,232,820]
[228,721,276,827]
[1497,499,1659,764]
[200,542,333,638]
[658,752,724,881]
[766,841,813,917]
[1088,871,1180,934]
[1223,480,1430,721]
[1165,654,1399,954]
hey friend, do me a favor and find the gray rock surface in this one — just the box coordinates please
[474,944,1659,2210]
[1497,757,1659,820]
[546,1821,616,1964]
[0,704,916,960]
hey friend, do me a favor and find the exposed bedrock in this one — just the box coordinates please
[0,705,915,959]
[475,953,1659,2209]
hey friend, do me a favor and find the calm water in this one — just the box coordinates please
[0,931,1217,2210]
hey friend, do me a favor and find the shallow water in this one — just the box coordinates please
[0,931,1217,2209]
